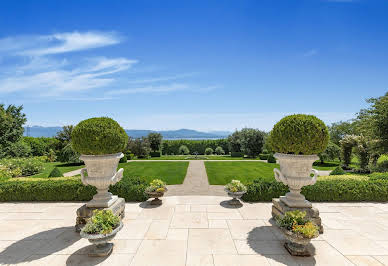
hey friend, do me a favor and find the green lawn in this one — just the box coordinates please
[31,162,84,178]
[205,161,279,185]
[119,161,189,185]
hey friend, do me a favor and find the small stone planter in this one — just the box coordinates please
[146,188,167,205]
[280,227,318,256]
[80,222,123,257]
[225,188,246,206]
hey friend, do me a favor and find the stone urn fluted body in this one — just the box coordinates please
[273,153,318,208]
[80,152,124,208]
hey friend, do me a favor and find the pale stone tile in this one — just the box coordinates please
[115,219,152,240]
[347,255,383,266]
[265,254,300,266]
[111,239,141,254]
[170,212,208,228]
[238,205,272,220]
[166,228,188,240]
[188,229,237,255]
[207,205,240,213]
[374,256,388,265]
[322,229,388,255]
[186,253,214,266]
[101,253,134,265]
[209,219,228,229]
[123,212,140,220]
[175,204,191,212]
[20,254,69,266]
[234,240,286,255]
[191,205,207,212]
[137,207,174,220]
[145,220,169,239]
[125,203,143,213]
[36,230,88,255]
[336,206,382,220]
[299,240,354,265]
[227,220,276,240]
[213,254,270,266]
[207,212,243,220]
[130,240,187,266]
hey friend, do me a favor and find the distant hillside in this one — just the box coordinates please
[24,126,230,139]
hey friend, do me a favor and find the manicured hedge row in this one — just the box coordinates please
[242,178,388,202]
[0,177,148,202]
[162,139,230,155]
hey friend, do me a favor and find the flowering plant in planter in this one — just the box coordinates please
[276,210,318,256]
[145,179,167,205]
[225,180,247,205]
[270,114,329,208]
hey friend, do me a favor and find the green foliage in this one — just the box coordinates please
[47,149,57,162]
[58,143,80,163]
[150,151,161,157]
[205,147,214,155]
[8,139,32,158]
[259,154,269,160]
[162,139,229,155]
[369,172,388,180]
[0,104,27,158]
[329,121,357,145]
[239,128,265,157]
[242,177,388,202]
[48,167,63,178]
[228,130,242,153]
[147,133,163,152]
[0,157,44,176]
[119,155,128,163]
[225,180,247,192]
[82,210,120,235]
[178,145,190,155]
[329,166,345,175]
[354,135,370,171]
[145,179,167,193]
[267,154,276,163]
[215,146,225,155]
[231,152,243,157]
[127,137,150,158]
[270,114,329,155]
[276,210,307,231]
[374,154,388,172]
[72,117,128,155]
[319,142,341,163]
[340,135,357,167]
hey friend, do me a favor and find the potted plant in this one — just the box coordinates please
[224,180,247,205]
[276,210,319,256]
[80,209,123,257]
[145,179,167,205]
[72,117,128,208]
[270,114,329,208]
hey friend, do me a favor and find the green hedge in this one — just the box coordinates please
[0,177,148,202]
[242,178,388,202]
[150,152,161,157]
[162,139,229,155]
[259,154,269,160]
[231,152,243,157]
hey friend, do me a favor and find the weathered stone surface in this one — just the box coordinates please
[272,198,323,234]
[75,197,125,232]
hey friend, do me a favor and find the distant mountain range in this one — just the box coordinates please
[23,126,231,139]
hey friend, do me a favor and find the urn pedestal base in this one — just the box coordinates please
[75,197,125,232]
[89,243,113,257]
[272,198,323,234]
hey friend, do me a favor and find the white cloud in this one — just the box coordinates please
[106,83,189,95]
[128,73,196,84]
[303,49,318,57]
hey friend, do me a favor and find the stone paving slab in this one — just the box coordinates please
[1,197,388,265]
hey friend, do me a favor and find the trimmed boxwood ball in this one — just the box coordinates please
[48,167,63,177]
[72,117,128,155]
[270,114,329,155]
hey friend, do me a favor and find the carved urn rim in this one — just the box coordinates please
[80,221,123,240]
[80,152,124,161]
[274,153,319,161]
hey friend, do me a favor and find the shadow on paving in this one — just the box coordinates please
[219,200,243,209]
[66,246,108,266]
[247,223,317,265]
[0,226,79,265]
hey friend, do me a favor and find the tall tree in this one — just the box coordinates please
[0,104,27,158]
[239,128,265,158]
[328,121,357,145]
[147,132,163,152]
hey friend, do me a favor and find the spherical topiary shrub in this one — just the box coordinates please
[72,117,128,155]
[270,114,329,155]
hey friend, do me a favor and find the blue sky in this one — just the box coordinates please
[0,0,387,131]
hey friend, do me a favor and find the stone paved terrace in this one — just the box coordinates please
[1,197,388,265]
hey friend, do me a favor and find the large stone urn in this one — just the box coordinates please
[80,152,124,208]
[273,153,318,208]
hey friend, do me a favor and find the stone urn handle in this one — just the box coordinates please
[274,168,287,185]
[310,169,318,185]
[80,168,88,185]
[111,168,124,184]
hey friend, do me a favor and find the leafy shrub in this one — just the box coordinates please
[270,114,329,155]
[225,180,247,192]
[205,147,214,155]
[72,117,128,155]
[145,179,166,193]
[259,154,269,160]
[0,176,148,202]
[82,210,120,235]
[240,128,265,157]
[319,142,341,163]
[127,137,150,158]
[228,131,241,153]
[147,133,163,152]
[215,146,225,155]
[179,145,190,155]
[231,152,243,157]
[0,157,44,176]
[119,155,128,163]
[47,149,57,162]
[150,151,161,157]
[277,210,319,238]
[267,154,276,163]
[369,172,388,180]
[242,177,388,202]
[162,139,230,155]
[58,143,80,163]
[48,167,63,178]
[375,154,388,172]
[354,135,370,172]
[340,135,357,167]
[8,139,32,157]
[330,166,346,175]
